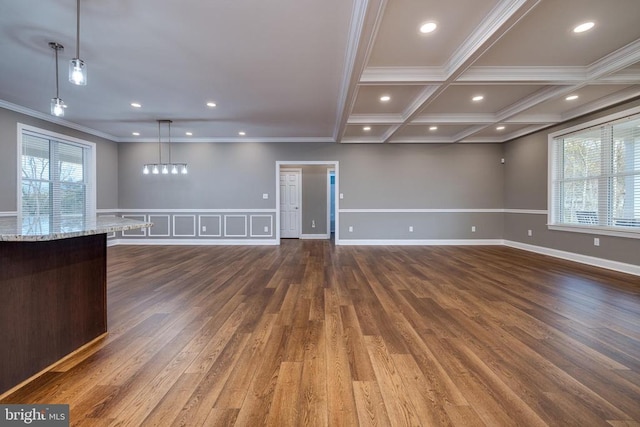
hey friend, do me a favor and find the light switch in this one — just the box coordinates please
[262,193,269,199]
[339,193,344,199]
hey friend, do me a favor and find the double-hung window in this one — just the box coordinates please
[549,108,640,238]
[18,124,96,234]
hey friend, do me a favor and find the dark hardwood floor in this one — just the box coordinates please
[2,241,639,426]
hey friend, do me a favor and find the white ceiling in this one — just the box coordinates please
[1,0,640,144]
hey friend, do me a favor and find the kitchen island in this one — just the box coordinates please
[0,216,151,394]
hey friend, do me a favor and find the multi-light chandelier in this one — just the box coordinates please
[143,120,188,175]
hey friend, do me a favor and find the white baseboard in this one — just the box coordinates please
[0,211,17,217]
[504,240,640,276]
[301,234,330,239]
[337,239,504,246]
[107,238,278,246]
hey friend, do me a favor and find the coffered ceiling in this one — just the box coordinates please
[1,0,640,143]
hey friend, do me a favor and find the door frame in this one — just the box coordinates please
[327,168,335,235]
[276,161,339,244]
[279,167,302,239]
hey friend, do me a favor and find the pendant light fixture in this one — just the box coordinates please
[143,120,188,175]
[49,42,66,117]
[69,0,87,85]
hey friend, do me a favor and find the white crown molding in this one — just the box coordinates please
[458,66,587,83]
[347,114,403,124]
[444,0,542,77]
[500,124,551,142]
[340,137,385,143]
[334,0,388,141]
[360,67,446,83]
[596,68,640,84]
[560,86,640,122]
[496,86,569,122]
[401,86,440,119]
[411,113,497,124]
[388,137,455,144]
[0,99,118,142]
[587,38,640,80]
[452,124,490,142]
[503,113,561,124]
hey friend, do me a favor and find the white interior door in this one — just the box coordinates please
[280,168,301,238]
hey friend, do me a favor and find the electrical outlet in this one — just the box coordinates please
[594,237,600,246]
[202,225,207,232]
[348,226,353,232]
[527,229,532,237]
[471,226,476,232]
[262,193,268,199]
[264,226,268,233]
[312,220,316,228]
[409,226,413,232]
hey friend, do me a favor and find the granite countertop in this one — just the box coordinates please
[0,216,152,242]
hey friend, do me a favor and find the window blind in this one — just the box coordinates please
[20,129,93,233]
[550,112,640,234]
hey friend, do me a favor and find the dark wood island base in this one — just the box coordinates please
[0,234,107,394]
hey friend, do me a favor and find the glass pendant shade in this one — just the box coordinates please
[152,164,159,174]
[69,58,87,85]
[161,164,169,174]
[51,97,65,117]
[181,164,188,174]
[171,165,178,174]
[143,165,149,175]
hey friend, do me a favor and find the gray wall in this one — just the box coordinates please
[0,107,118,212]
[503,98,640,265]
[4,101,636,266]
[301,165,329,235]
[116,141,505,242]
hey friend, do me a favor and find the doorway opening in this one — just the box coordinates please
[276,161,339,244]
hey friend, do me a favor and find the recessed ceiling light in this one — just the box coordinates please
[130,102,142,108]
[429,126,438,131]
[496,126,506,131]
[380,95,391,102]
[238,131,246,136]
[185,132,193,136]
[363,126,371,131]
[472,95,484,102]
[419,22,437,34]
[565,95,579,101]
[206,102,216,107]
[573,22,594,33]
[132,132,140,136]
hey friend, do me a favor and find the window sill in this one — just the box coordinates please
[548,224,640,239]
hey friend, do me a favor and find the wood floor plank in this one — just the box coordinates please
[1,241,639,426]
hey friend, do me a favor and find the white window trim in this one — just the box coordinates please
[17,123,97,218]
[547,105,640,239]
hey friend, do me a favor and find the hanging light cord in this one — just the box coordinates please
[76,0,81,58]
[54,46,60,98]
[158,120,162,163]
[168,121,172,164]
